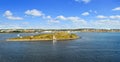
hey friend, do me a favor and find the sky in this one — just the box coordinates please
[0,0,120,29]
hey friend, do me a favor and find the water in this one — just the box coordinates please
[0,32,120,62]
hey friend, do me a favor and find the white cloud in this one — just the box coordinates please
[96,15,108,19]
[46,16,51,19]
[25,9,52,20]
[112,7,120,11]
[67,16,83,22]
[109,15,120,19]
[6,16,23,20]
[56,15,87,24]
[56,15,66,20]
[25,9,44,16]
[4,10,12,16]
[4,10,23,20]
[81,12,89,16]
[75,0,91,4]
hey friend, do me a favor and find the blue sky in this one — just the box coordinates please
[0,0,120,29]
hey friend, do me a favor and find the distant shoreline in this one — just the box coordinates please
[0,29,120,33]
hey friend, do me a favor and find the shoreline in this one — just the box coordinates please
[7,38,78,41]
[1,31,120,34]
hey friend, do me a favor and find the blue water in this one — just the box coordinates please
[0,33,120,62]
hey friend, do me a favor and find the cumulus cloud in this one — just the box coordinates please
[4,10,12,16]
[81,12,89,16]
[25,9,60,24]
[25,9,44,16]
[4,10,23,20]
[67,17,85,23]
[109,15,120,19]
[96,15,108,19]
[56,15,66,20]
[112,7,120,11]
[56,15,87,24]
[55,15,120,29]
[25,9,52,20]
[75,0,91,4]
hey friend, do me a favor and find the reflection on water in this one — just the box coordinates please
[53,40,57,46]
[0,33,120,62]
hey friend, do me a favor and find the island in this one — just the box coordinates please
[7,32,79,41]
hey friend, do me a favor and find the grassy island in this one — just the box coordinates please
[7,32,79,41]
